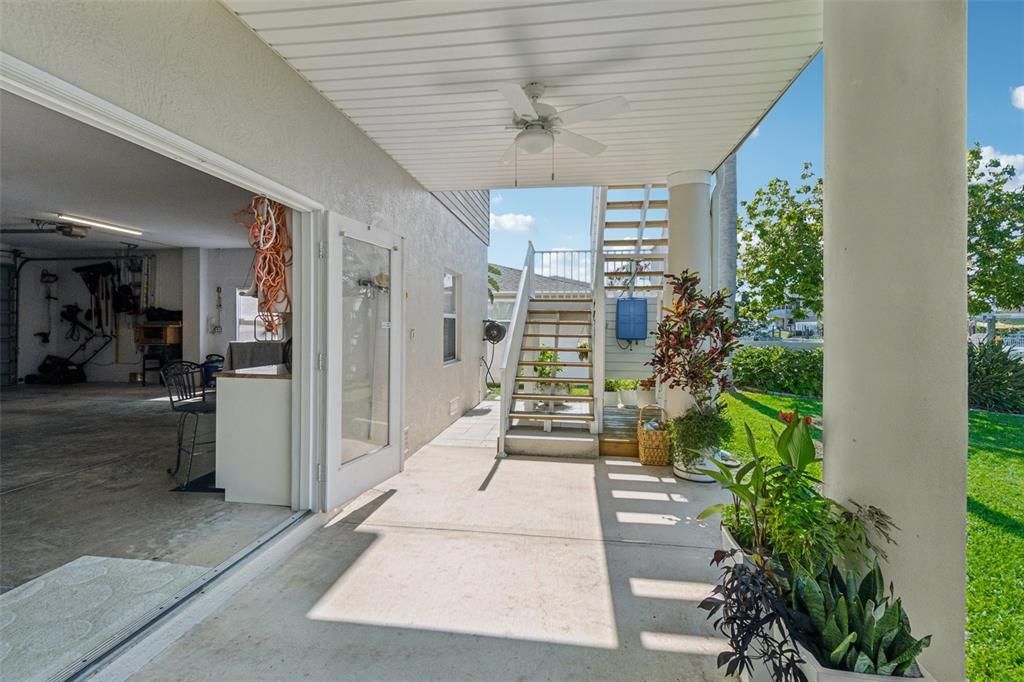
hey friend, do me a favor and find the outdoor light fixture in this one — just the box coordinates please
[515,128,553,155]
[56,213,143,236]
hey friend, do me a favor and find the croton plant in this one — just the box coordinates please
[647,271,739,410]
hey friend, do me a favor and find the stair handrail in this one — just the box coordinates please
[591,186,608,434]
[498,240,535,454]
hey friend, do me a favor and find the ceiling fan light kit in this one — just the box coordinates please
[495,81,630,184]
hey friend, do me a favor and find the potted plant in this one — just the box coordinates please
[647,270,738,480]
[637,376,656,406]
[618,379,639,407]
[534,345,561,406]
[668,402,732,481]
[697,413,916,682]
[603,378,622,407]
[789,563,933,680]
[576,339,590,362]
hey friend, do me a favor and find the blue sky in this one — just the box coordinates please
[488,0,1023,269]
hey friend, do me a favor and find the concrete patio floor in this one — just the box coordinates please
[107,409,733,681]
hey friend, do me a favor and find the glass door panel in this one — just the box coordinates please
[340,236,391,464]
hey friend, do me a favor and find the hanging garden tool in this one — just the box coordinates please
[33,269,59,344]
[235,196,292,335]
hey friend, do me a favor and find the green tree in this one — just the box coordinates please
[968,144,1024,315]
[736,163,823,324]
[487,264,502,303]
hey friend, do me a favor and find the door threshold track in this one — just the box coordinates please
[61,509,310,681]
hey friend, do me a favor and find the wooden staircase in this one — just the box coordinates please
[504,297,599,457]
[602,184,669,294]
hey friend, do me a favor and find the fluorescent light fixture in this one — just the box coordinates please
[57,214,142,236]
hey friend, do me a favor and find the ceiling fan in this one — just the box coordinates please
[496,82,630,164]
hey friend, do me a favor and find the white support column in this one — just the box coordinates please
[823,2,966,680]
[716,153,738,318]
[181,247,209,362]
[665,170,712,416]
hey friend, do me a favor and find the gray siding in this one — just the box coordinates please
[434,190,490,244]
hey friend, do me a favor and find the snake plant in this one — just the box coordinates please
[793,562,931,676]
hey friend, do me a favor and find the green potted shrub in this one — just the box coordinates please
[534,345,561,406]
[668,403,732,481]
[618,378,639,407]
[603,378,622,407]
[576,339,590,362]
[788,564,933,680]
[648,271,738,480]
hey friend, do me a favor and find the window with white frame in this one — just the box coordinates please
[443,271,459,363]
[236,289,259,342]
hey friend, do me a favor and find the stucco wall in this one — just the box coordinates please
[0,0,487,452]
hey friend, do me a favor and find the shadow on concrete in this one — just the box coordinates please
[132,447,731,680]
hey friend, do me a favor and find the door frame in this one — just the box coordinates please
[1,52,326,511]
[321,214,405,512]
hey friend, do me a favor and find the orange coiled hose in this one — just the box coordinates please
[236,196,292,334]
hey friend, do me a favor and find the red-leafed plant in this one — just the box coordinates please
[648,271,739,412]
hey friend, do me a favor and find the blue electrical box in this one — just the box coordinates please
[616,297,648,341]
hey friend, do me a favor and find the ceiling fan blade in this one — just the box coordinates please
[496,83,537,120]
[500,139,518,165]
[555,96,630,127]
[554,129,606,156]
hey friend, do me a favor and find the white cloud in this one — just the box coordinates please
[979,145,1024,191]
[491,192,503,205]
[1012,85,1024,110]
[489,212,534,232]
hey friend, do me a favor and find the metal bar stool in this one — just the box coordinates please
[161,360,216,488]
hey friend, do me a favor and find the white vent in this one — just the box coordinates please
[449,398,461,416]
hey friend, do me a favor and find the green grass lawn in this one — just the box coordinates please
[718,390,1024,681]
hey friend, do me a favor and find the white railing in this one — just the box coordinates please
[532,249,592,296]
[591,186,608,434]
[498,241,535,455]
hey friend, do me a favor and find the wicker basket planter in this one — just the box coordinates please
[636,404,670,466]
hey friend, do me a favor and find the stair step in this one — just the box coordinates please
[607,183,667,189]
[520,346,591,352]
[530,297,591,303]
[604,220,668,229]
[526,320,592,326]
[512,393,593,402]
[517,360,592,368]
[523,333,592,339]
[604,254,666,262]
[606,285,663,291]
[509,412,595,422]
[515,376,593,384]
[604,238,669,248]
[606,269,665,276]
[607,199,668,210]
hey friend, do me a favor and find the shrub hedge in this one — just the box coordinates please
[730,346,823,398]
[968,342,1024,414]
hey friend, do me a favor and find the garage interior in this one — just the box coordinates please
[0,91,298,678]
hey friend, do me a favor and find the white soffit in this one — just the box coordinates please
[223,0,822,190]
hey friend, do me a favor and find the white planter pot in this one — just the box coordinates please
[673,447,716,482]
[604,390,621,407]
[796,644,933,681]
[636,389,655,406]
[620,389,639,407]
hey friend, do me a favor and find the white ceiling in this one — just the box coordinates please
[223,0,821,190]
[0,91,256,253]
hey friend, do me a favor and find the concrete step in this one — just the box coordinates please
[607,199,668,210]
[503,427,599,458]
